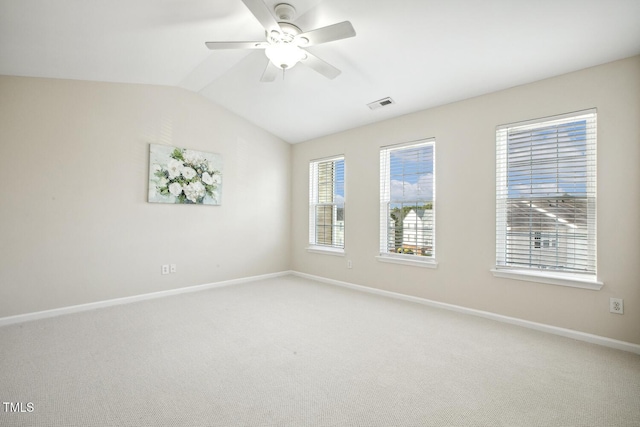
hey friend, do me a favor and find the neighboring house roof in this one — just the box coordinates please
[506,197,586,231]
[403,209,433,221]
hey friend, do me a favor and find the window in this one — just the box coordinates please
[495,110,599,287]
[309,156,345,251]
[379,139,436,266]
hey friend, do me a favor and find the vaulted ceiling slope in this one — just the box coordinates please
[1,0,639,143]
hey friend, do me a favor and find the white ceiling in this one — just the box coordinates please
[1,0,639,143]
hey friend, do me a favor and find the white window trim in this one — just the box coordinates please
[307,246,345,256]
[495,109,599,288]
[376,255,438,269]
[491,268,603,291]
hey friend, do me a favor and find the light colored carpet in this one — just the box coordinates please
[1,275,639,427]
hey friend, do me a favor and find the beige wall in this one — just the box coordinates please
[0,76,291,317]
[2,57,638,345]
[291,56,640,345]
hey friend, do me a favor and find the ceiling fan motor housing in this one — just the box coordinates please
[269,22,302,42]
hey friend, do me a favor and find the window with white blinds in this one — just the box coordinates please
[309,156,345,250]
[496,110,597,276]
[380,139,435,261]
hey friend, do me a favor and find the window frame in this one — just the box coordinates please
[308,155,345,255]
[378,138,437,268]
[492,109,602,290]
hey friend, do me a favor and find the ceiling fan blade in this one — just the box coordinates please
[241,0,281,34]
[300,51,341,79]
[260,62,279,82]
[297,21,356,46]
[205,41,267,50]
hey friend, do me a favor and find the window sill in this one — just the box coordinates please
[307,246,345,257]
[376,255,438,269]
[490,268,603,290]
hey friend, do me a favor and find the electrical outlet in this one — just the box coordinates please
[161,265,169,275]
[610,298,624,314]
[347,260,352,269]
[170,264,176,273]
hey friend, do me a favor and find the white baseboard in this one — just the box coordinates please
[291,271,640,355]
[4,269,638,355]
[0,270,292,327]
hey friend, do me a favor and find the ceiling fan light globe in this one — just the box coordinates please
[265,44,306,70]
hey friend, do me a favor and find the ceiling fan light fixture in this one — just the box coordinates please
[265,43,306,69]
[205,0,356,81]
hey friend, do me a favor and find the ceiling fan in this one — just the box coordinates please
[205,0,356,81]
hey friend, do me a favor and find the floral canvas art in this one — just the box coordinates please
[148,144,223,205]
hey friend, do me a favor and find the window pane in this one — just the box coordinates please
[496,111,596,274]
[309,157,345,249]
[380,140,435,258]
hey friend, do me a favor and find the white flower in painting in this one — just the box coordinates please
[157,177,168,188]
[181,167,197,180]
[152,164,162,173]
[184,181,205,203]
[202,172,214,185]
[183,150,203,166]
[210,173,221,185]
[168,182,183,196]
[167,159,183,179]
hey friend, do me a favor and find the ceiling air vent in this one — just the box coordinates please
[367,97,395,110]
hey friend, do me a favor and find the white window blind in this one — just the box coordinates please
[309,156,345,249]
[496,110,597,275]
[380,139,435,259]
